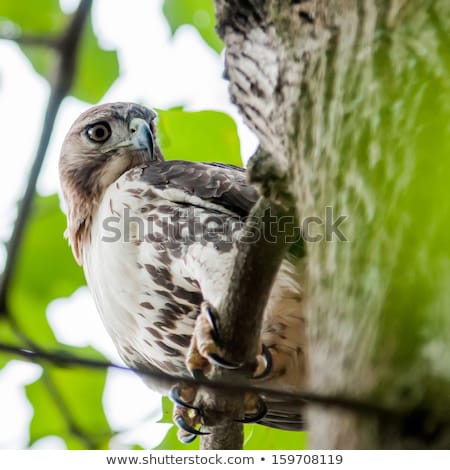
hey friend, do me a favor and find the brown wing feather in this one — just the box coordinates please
[140,160,258,216]
[261,398,306,431]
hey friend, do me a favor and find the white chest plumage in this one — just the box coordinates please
[82,169,238,376]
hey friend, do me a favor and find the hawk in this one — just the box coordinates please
[59,102,306,442]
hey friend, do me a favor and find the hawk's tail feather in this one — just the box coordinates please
[260,397,306,431]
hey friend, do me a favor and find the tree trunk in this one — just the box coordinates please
[216,0,450,448]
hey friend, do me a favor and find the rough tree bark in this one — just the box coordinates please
[215,0,450,449]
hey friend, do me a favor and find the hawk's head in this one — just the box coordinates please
[59,102,163,263]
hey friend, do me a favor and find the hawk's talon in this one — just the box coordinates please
[175,415,209,436]
[252,344,273,380]
[169,385,199,411]
[191,368,207,381]
[178,431,198,444]
[172,385,207,444]
[236,396,268,424]
[187,302,242,375]
[205,305,221,345]
[208,352,243,369]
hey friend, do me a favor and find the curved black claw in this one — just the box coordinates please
[236,398,268,424]
[191,368,207,381]
[179,432,198,444]
[169,385,199,411]
[252,344,273,380]
[175,416,210,436]
[205,305,221,345]
[208,352,243,369]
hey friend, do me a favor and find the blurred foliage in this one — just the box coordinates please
[244,425,308,450]
[158,109,242,166]
[0,318,17,368]
[0,0,64,34]
[162,0,223,53]
[25,349,110,449]
[0,0,119,103]
[11,195,84,326]
[0,0,306,452]
[69,19,119,103]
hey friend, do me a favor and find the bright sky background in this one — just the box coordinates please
[0,0,257,449]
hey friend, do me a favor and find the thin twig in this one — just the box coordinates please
[0,33,59,48]
[0,341,402,421]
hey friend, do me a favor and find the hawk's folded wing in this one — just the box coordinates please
[140,160,259,217]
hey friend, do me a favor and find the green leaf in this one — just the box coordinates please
[162,0,223,53]
[26,375,69,445]
[0,0,65,34]
[26,346,111,449]
[159,396,174,424]
[9,194,85,346]
[71,19,119,103]
[244,425,308,450]
[157,109,243,166]
[0,3,119,103]
[0,0,65,83]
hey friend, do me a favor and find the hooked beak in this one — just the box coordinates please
[103,117,155,160]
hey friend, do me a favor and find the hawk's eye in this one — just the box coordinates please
[86,122,111,143]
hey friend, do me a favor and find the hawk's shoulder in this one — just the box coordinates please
[139,160,259,217]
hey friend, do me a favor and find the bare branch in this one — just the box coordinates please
[0,341,402,420]
[3,340,445,446]
[0,33,59,48]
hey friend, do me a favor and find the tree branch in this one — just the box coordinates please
[0,341,405,421]
[0,0,92,314]
[5,338,447,445]
[0,33,59,48]
[198,170,296,449]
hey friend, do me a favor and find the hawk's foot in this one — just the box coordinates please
[186,302,273,380]
[251,344,273,380]
[247,148,292,207]
[170,385,268,443]
[186,302,242,377]
[169,384,209,443]
[236,392,268,423]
